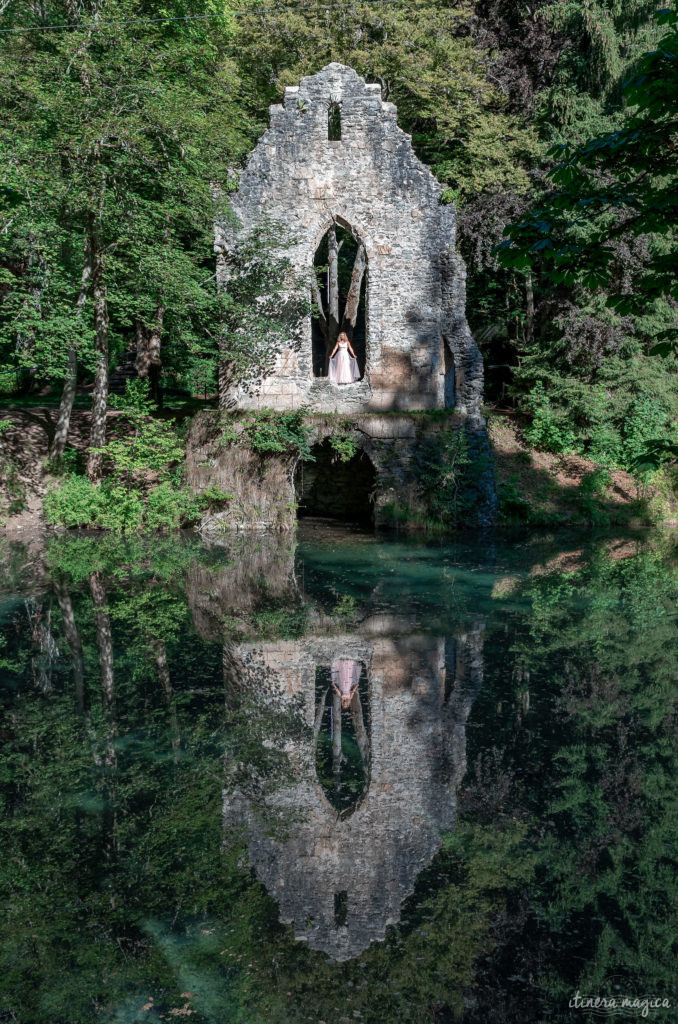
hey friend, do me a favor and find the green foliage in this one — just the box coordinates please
[328,429,359,463]
[145,482,201,532]
[576,467,613,525]
[91,380,185,485]
[621,395,672,470]
[242,408,314,461]
[44,380,201,531]
[1,533,677,1021]
[219,417,239,447]
[416,427,472,523]
[499,8,678,328]
[43,476,103,529]
[44,477,200,533]
[198,486,234,510]
[333,593,359,624]
[234,0,537,201]
[218,218,311,391]
[0,0,253,399]
[523,382,577,454]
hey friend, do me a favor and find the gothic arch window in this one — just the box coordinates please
[311,222,367,380]
[328,101,342,141]
[314,661,370,818]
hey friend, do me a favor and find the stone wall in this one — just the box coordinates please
[184,411,497,532]
[222,625,484,961]
[216,64,484,420]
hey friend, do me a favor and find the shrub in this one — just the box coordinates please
[416,428,472,523]
[621,396,670,471]
[91,380,185,486]
[146,483,201,531]
[523,382,577,454]
[243,408,314,461]
[45,477,200,533]
[95,484,145,533]
[576,468,612,526]
[198,486,234,510]
[328,430,359,463]
[44,476,103,528]
[219,417,239,447]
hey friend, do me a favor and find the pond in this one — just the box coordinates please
[0,523,676,1023]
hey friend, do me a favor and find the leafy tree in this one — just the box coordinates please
[494,7,678,463]
[498,8,677,331]
[233,0,538,202]
[0,0,252,470]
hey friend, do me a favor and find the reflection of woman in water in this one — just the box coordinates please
[331,657,361,708]
[328,331,361,384]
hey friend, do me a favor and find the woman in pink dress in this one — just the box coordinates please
[328,332,361,384]
[331,657,361,708]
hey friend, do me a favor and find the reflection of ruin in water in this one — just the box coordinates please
[315,660,370,816]
[223,625,483,961]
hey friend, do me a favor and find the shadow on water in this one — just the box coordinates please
[0,525,676,1023]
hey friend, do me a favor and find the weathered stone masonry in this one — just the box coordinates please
[222,626,485,961]
[215,63,484,420]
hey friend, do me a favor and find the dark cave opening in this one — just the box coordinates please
[294,441,376,525]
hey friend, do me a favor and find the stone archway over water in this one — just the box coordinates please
[295,440,376,525]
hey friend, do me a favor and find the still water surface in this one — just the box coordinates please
[1,524,676,1023]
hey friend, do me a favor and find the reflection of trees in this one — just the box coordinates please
[0,535,676,1023]
[54,582,85,714]
[456,549,678,1021]
[24,597,60,695]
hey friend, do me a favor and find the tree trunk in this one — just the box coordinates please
[89,570,118,857]
[311,273,328,345]
[147,303,164,407]
[525,271,534,346]
[134,319,148,375]
[50,240,93,461]
[89,571,115,717]
[341,243,366,339]
[25,599,59,695]
[350,690,369,765]
[326,225,341,369]
[86,216,109,483]
[135,303,165,407]
[314,685,329,743]
[154,639,180,759]
[55,582,86,715]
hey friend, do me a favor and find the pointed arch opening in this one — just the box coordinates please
[314,661,370,818]
[328,101,342,141]
[311,222,367,380]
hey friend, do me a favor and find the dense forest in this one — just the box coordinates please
[0,0,676,516]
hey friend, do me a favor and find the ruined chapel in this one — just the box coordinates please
[215,63,485,419]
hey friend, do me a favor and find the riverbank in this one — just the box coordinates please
[0,404,675,535]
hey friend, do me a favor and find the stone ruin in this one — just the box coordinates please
[215,63,484,420]
[222,625,484,961]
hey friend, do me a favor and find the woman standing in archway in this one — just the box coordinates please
[328,332,361,384]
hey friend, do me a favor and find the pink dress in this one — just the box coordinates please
[328,342,360,384]
[331,658,361,704]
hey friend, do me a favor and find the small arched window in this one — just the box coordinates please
[328,101,342,141]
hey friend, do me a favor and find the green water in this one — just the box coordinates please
[0,524,676,1023]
